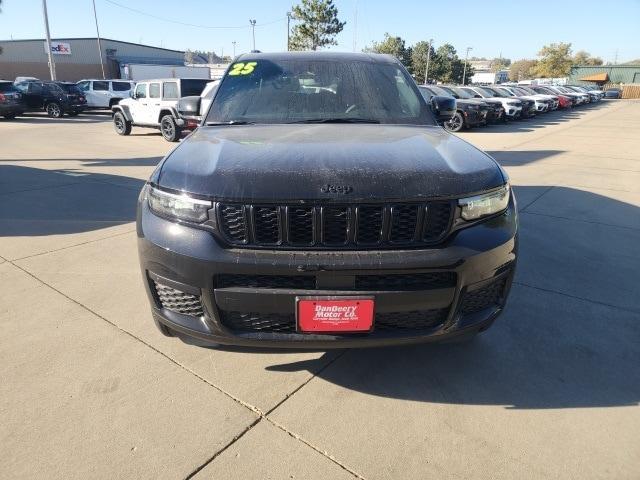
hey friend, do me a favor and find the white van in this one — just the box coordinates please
[76,79,135,108]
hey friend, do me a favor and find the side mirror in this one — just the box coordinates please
[177,96,201,118]
[129,90,136,99]
[430,96,456,122]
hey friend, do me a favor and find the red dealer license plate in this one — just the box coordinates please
[297,297,375,333]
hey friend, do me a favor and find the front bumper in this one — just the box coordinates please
[137,195,518,348]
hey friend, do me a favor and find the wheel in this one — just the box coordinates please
[160,114,181,142]
[46,102,63,118]
[444,112,464,132]
[113,111,132,135]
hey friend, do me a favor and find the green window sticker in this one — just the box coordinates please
[228,62,258,76]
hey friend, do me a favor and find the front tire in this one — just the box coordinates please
[160,115,181,142]
[46,102,63,118]
[113,111,132,135]
[444,112,465,132]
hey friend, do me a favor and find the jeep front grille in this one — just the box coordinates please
[217,201,453,249]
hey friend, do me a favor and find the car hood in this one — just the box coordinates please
[155,124,504,202]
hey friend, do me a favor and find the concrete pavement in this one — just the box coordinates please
[1,103,638,479]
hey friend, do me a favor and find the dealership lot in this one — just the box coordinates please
[1,102,639,479]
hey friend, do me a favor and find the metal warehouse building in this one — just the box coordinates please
[0,37,184,81]
[569,65,640,85]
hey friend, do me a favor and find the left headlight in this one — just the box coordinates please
[147,185,212,223]
[459,184,510,221]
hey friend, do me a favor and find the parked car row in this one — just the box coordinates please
[0,77,135,119]
[418,82,605,132]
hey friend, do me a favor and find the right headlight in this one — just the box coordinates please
[147,185,212,223]
[458,184,510,221]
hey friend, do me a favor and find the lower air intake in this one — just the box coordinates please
[154,282,203,317]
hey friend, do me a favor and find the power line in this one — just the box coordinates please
[102,0,285,29]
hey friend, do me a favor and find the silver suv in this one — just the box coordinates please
[111,78,210,142]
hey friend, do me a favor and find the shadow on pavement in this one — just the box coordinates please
[2,112,111,124]
[260,186,639,409]
[0,164,149,237]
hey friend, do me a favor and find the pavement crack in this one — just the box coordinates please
[520,210,640,232]
[10,228,136,262]
[264,349,349,416]
[519,185,554,211]
[513,281,639,314]
[264,416,367,479]
[183,417,264,480]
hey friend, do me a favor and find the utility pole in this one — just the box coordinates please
[352,0,358,52]
[424,38,433,85]
[91,0,106,79]
[42,0,56,80]
[286,12,291,51]
[249,19,256,51]
[462,46,473,85]
[232,41,236,58]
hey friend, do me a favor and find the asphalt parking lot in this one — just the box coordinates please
[1,101,639,479]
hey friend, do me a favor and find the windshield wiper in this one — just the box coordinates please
[288,117,380,124]
[205,120,256,126]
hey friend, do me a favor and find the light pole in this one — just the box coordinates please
[424,38,433,85]
[92,0,106,79]
[249,19,256,51]
[286,12,292,51]
[42,0,56,80]
[462,46,473,85]
[232,41,236,58]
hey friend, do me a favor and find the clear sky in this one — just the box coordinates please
[1,0,639,62]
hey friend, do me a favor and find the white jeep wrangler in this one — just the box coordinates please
[111,78,210,142]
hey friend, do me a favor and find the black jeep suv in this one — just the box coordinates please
[14,80,86,117]
[137,52,517,348]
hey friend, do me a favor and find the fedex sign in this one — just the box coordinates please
[44,42,71,55]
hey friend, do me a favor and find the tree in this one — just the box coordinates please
[430,43,468,84]
[411,40,435,83]
[534,42,574,77]
[572,50,603,66]
[184,49,195,64]
[365,33,412,69]
[509,59,539,81]
[491,57,511,72]
[289,0,345,51]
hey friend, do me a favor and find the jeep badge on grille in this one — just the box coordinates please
[321,184,353,194]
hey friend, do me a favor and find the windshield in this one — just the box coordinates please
[519,86,537,95]
[474,87,496,97]
[497,88,516,97]
[484,87,508,98]
[426,85,454,98]
[0,82,18,93]
[448,87,474,99]
[58,84,82,94]
[207,58,435,125]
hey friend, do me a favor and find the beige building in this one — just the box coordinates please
[0,37,185,81]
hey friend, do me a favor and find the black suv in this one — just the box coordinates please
[14,81,86,117]
[137,52,517,348]
[0,81,25,119]
[418,85,485,132]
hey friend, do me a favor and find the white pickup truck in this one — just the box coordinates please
[111,78,210,142]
